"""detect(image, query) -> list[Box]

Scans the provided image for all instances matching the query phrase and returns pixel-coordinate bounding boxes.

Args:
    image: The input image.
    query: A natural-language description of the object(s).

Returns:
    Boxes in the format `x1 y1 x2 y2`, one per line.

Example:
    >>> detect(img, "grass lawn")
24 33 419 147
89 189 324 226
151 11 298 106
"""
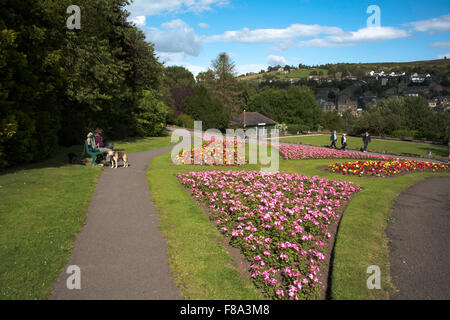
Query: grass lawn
0 135 175 300
112 135 174 154
279 134 449 160
148 143 450 300
148 153 265 300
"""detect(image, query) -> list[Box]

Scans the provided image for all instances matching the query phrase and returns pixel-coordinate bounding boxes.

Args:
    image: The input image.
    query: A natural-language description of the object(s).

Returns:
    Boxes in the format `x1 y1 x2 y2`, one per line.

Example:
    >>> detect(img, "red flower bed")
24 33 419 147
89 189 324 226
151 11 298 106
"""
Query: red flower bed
329 159 450 177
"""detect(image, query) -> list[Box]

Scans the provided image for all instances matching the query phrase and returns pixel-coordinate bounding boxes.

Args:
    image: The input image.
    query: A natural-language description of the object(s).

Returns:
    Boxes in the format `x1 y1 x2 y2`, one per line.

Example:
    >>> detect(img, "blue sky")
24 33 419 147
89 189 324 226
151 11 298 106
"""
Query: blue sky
126 0 450 75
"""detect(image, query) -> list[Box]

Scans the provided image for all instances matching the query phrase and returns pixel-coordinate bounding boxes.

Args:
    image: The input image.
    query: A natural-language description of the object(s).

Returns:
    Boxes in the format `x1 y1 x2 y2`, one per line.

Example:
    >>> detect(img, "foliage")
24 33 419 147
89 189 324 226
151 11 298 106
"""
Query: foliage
353 96 449 142
198 53 244 117
176 114 195 129
133 90 168 137
249 86 324 131
182 86 230 131
0 0 165 168
0 0 65 167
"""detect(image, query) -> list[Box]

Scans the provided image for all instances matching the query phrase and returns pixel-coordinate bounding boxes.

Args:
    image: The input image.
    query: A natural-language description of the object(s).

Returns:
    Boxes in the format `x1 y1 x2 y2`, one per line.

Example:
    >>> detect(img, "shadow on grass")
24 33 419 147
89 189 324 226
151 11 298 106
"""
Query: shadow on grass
1 131 174 176
417 146 448 158
0 144 88 177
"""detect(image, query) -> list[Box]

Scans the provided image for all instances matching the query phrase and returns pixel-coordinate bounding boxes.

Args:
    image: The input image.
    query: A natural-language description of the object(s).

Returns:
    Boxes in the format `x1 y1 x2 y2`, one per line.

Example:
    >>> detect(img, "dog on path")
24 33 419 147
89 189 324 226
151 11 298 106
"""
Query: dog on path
107 151 129 168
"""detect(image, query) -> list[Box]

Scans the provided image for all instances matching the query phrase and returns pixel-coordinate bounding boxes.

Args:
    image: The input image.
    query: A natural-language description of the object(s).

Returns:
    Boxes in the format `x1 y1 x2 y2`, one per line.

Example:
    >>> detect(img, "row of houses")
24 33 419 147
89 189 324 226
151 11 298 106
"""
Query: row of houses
316 82 450 114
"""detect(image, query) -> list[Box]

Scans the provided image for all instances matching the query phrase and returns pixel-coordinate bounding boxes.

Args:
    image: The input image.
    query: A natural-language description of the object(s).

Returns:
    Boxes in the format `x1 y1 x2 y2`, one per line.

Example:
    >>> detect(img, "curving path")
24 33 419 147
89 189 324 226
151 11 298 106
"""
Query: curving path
51 146 181 300
387 177 450 300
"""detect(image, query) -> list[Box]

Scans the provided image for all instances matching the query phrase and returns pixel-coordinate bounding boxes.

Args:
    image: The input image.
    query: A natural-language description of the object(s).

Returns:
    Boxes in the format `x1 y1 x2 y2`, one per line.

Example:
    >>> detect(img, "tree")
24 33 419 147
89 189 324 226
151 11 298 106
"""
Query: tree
163 66 195 89
248 86 323 131
182 86 229 131
0 0 67 166
323 111 344 132
211 52 237 80
209 52 243 116
161 66 195 112
133 90 168 137
0 0 167 168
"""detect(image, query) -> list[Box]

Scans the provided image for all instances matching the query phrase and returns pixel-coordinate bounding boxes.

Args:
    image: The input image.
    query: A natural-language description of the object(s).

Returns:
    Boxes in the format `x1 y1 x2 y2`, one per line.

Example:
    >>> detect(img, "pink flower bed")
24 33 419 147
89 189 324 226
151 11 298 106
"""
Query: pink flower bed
277 144 391 161
178 170 361 300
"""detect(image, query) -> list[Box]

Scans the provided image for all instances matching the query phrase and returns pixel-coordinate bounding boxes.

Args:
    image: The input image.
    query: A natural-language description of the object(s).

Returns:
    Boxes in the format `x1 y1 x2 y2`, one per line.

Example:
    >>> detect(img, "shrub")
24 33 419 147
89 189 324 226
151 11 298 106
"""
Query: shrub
287 124 308 135
176 114 195 129
134 90 169 137
390 130 421 139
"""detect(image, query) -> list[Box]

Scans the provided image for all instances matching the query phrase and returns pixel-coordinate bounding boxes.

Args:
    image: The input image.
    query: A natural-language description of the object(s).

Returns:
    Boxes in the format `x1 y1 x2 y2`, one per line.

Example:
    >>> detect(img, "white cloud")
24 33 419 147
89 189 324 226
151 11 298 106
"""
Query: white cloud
409 14 450 33
145 19 203 57
131 15 146 26
236 64 268 75
437 53 450 59
198 22 209 29
432 41 450 48
267 55 288 66
127 0 229 16
205 23 409 50
206 24 343 45
299 26 410 47
167 61 208 77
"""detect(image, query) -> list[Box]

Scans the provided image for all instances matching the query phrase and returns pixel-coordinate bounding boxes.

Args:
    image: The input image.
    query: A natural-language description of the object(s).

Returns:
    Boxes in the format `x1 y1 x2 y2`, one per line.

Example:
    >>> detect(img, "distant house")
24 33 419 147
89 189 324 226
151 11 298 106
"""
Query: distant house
410 73 426 84
318 98 337 112
337 94 358 114
231 111 278 136
428 98 438 108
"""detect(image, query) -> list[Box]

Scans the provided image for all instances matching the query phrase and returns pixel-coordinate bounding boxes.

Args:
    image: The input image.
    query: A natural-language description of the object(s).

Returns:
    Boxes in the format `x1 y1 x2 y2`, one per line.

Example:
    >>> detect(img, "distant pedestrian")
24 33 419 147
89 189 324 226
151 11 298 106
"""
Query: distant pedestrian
362 132 371 152
341 133 347 151
428 151 432 159
330 130 337 149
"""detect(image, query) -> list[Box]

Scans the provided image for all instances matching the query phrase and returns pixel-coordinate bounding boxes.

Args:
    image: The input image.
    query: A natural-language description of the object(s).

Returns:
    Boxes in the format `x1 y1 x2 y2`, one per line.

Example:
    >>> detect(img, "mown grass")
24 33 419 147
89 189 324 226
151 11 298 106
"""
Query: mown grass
0 146 103 300
148 151 266 300
277 159 449 299
112 134 174 154
279 134 449 159
148 143 450 300
0 136 175 300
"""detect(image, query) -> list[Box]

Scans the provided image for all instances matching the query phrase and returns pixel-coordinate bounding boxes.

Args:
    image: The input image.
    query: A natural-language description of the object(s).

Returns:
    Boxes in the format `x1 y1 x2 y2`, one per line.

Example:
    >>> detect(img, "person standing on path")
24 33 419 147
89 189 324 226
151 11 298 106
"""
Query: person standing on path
341 133 347 151
362 132 371 152
330 130 338 149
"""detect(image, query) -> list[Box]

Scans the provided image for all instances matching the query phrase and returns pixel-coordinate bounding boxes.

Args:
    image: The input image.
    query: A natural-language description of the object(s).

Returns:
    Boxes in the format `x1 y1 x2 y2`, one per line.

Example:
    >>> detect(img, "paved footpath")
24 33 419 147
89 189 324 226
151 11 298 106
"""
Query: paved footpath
51 146 182 300
387 177 450 300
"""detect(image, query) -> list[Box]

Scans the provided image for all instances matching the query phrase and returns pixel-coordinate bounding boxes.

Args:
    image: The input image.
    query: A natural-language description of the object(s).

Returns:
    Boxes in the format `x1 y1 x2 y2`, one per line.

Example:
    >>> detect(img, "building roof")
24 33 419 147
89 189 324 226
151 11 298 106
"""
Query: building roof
231 112 278 127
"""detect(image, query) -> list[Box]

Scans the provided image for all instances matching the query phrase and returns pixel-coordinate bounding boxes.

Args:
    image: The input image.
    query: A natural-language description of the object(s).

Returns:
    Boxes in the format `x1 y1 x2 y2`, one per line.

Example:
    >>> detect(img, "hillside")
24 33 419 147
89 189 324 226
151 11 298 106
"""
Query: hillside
237 59 450 82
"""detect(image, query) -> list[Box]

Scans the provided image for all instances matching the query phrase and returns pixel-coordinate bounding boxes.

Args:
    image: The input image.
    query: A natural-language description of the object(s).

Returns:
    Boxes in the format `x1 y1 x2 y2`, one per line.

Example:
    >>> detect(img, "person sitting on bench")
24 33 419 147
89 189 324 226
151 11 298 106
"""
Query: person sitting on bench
93 128 113 164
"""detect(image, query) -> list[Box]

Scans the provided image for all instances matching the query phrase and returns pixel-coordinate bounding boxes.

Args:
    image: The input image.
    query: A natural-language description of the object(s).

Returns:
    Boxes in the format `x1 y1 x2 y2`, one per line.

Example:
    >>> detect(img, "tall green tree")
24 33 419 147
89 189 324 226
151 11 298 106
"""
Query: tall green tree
209 52 243 117
0 0 67 166
182 86 229 131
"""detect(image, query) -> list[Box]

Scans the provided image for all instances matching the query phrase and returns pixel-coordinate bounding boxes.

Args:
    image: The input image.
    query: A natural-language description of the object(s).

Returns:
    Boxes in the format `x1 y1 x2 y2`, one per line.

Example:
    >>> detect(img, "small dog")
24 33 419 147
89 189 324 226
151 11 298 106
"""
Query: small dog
107 150 129 168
